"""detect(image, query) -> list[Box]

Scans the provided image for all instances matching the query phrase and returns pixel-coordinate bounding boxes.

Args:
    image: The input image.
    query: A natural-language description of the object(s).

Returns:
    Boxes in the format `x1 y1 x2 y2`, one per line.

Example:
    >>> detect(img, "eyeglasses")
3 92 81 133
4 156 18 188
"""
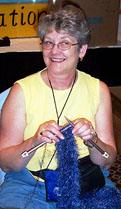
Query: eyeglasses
41 41 79 51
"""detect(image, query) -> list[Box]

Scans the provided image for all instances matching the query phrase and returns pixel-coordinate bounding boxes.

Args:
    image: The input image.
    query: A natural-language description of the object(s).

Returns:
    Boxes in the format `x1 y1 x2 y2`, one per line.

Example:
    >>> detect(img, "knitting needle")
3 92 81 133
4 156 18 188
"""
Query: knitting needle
64 116 109 159
21 124 71 158
21 142 46 158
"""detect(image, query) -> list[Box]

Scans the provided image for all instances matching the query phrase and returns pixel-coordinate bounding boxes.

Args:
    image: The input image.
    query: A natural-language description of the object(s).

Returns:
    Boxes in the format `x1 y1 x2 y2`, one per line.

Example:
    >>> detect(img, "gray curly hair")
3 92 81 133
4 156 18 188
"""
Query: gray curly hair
38 4 90 47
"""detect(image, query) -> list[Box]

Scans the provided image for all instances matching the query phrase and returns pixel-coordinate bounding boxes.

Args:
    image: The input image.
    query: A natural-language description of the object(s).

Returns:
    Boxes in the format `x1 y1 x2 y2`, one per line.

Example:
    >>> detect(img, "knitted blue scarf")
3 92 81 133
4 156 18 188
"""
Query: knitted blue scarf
56 124 121 209
56 124 80 209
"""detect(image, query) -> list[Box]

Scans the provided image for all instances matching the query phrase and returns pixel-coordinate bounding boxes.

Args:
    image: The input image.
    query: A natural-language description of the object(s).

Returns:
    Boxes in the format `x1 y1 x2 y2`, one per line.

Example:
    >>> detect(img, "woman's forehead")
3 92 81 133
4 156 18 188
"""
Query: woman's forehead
44 29 76 41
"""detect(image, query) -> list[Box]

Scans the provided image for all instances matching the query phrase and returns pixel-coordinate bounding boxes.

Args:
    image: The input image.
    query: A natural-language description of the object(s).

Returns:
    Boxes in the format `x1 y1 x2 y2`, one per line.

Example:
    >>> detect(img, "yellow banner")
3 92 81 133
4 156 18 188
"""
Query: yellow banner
0 3 48 38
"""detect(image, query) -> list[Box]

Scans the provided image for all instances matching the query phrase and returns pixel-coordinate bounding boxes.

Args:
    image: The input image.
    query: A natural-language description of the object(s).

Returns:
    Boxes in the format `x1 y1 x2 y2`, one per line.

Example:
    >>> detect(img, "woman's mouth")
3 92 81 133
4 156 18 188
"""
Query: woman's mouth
50 57 66 62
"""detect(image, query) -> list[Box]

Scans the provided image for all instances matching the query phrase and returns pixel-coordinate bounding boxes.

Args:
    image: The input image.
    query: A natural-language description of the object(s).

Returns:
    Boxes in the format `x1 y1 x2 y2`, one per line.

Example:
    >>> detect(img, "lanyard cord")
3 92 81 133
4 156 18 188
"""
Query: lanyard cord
46 72 76 169
48 73 76 125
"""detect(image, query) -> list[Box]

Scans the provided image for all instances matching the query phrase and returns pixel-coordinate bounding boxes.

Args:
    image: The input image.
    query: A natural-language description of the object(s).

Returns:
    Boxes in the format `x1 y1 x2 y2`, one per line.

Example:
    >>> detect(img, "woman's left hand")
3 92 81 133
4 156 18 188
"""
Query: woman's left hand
72 118 96 142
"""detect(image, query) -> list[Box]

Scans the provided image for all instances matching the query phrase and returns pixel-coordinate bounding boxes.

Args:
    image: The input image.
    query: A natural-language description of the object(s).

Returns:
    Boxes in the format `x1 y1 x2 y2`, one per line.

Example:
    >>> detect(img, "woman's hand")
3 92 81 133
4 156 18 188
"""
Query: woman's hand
33 120 64 145
72 118 96 142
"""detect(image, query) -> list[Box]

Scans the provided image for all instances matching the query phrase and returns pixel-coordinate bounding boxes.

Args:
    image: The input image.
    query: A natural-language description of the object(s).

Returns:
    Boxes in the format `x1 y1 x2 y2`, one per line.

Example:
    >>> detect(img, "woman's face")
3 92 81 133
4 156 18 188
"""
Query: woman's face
42 30 82 76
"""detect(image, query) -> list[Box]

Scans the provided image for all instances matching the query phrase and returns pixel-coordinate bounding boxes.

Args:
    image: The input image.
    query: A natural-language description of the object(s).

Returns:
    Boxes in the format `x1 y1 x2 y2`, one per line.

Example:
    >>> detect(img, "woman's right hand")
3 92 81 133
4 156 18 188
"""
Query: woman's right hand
33 120 64 146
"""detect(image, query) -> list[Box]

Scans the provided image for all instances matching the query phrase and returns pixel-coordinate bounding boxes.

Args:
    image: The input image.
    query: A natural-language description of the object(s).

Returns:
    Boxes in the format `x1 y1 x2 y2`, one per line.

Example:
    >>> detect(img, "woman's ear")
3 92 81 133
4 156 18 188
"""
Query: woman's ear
79 44 88 61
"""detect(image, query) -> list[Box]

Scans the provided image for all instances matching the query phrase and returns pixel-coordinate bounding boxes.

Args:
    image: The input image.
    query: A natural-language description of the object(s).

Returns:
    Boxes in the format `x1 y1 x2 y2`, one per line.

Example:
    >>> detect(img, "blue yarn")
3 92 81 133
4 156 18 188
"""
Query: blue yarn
56 124 81 209
56 124 121 209
79 187 121 209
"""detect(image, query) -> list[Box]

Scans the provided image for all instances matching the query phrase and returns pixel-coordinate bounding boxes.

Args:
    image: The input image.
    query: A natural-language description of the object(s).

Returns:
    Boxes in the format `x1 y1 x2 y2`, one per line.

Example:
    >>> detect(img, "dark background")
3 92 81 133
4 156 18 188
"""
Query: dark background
0 47 121 93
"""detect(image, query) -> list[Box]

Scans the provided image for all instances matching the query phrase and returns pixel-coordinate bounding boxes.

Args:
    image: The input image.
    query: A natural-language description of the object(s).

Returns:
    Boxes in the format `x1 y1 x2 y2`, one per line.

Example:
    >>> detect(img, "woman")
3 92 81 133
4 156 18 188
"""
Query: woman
0 3 119 209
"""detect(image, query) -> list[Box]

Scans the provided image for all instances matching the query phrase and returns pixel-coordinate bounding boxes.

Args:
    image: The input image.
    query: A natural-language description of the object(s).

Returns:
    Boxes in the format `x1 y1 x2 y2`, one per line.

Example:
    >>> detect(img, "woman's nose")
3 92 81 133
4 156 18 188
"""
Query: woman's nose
51 43 60 52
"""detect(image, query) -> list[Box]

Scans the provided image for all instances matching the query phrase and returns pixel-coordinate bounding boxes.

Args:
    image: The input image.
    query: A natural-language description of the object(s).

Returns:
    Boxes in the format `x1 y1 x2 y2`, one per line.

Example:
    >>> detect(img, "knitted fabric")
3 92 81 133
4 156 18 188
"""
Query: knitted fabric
56 124 80 209
80 187 121 209
56 124 121 209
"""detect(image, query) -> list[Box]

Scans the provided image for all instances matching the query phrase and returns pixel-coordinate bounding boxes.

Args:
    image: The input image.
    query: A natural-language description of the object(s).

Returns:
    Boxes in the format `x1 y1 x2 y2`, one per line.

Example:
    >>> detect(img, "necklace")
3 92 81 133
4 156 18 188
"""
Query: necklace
48 73 76 125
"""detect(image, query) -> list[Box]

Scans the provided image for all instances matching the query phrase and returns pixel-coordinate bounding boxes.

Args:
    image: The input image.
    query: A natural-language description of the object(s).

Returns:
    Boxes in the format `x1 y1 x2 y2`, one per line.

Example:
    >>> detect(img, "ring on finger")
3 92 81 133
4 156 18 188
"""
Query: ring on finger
91 129 97 137
90 126 95 135
90 130 95 135
90 127 98 143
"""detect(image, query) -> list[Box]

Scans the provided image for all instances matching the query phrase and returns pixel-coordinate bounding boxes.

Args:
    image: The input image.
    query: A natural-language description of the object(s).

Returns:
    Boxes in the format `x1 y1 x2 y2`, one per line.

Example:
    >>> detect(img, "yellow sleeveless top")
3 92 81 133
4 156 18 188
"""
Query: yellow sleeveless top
16 69 100 171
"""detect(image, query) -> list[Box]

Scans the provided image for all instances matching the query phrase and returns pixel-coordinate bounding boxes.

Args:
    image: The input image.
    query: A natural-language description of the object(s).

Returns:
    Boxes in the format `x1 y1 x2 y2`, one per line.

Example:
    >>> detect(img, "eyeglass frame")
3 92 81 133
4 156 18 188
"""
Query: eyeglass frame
40 40 79 51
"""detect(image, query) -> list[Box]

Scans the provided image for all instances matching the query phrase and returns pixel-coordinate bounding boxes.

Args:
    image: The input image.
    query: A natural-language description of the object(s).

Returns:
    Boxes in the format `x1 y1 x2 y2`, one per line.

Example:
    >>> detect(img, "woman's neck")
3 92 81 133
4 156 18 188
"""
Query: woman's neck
43 69 77 90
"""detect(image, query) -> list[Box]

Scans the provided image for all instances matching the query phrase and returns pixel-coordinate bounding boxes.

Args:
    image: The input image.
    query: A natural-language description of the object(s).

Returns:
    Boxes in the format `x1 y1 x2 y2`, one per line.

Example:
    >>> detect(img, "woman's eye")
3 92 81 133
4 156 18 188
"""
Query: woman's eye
44 41 53 45
61 42 70 46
